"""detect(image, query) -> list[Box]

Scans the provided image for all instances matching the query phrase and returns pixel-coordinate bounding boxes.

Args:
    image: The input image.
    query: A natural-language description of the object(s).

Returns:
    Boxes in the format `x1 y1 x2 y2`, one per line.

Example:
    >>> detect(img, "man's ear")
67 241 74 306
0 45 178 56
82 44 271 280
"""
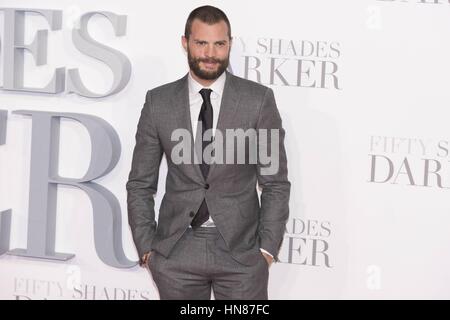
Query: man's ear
181 35 188 52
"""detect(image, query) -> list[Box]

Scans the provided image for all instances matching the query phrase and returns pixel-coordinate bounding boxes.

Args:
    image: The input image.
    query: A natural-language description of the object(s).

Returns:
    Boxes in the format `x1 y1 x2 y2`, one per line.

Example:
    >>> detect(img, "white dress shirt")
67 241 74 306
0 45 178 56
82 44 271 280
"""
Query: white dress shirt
187 71 273 259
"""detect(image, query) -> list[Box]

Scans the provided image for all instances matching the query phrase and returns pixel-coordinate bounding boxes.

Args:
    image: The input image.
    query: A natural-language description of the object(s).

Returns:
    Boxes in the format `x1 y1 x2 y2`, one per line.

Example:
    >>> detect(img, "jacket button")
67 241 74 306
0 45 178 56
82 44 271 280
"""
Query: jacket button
204 184 210 189
189 211 195 217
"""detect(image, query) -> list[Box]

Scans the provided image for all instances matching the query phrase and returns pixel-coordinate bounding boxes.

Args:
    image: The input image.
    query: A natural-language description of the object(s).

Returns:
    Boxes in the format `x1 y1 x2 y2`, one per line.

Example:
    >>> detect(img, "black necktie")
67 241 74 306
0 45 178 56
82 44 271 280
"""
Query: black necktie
191 88 213 228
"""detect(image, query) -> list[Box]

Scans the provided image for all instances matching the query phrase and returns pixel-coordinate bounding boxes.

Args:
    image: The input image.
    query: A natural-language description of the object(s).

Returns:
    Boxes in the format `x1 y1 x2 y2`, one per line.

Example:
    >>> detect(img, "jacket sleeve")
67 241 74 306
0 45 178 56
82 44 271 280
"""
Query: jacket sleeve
126 90 163 261
256 88 291 262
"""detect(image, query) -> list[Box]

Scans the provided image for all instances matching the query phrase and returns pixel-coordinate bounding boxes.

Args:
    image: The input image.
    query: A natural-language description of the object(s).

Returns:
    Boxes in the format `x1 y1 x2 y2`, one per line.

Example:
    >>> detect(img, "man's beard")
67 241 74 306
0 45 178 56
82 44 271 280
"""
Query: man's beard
187 48 230 81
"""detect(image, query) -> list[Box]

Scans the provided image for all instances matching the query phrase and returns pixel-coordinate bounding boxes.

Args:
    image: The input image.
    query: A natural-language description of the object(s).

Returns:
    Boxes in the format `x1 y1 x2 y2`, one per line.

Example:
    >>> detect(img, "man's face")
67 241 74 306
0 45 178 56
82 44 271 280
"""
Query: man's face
182 19 231 81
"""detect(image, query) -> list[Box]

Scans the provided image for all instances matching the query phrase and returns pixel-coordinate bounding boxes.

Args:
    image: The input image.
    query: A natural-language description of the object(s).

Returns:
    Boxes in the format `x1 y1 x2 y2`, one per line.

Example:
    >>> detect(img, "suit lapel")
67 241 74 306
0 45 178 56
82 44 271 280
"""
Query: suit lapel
172 73 205 184
207 71 240 181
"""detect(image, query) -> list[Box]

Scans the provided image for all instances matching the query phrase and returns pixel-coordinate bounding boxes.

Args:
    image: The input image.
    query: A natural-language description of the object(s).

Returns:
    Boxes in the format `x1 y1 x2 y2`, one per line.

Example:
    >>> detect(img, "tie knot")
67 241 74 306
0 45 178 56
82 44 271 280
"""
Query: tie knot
199 88 212 102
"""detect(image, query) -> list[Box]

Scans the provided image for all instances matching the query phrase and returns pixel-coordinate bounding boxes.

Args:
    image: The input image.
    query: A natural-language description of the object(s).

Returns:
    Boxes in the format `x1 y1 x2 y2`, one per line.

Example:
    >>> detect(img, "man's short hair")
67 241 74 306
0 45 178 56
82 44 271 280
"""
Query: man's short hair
184 5 232 40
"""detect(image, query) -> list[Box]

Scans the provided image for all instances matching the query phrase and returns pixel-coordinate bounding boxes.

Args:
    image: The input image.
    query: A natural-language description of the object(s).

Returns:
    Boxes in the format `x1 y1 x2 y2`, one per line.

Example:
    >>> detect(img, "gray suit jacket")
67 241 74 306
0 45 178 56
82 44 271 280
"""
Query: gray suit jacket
126 71 290 266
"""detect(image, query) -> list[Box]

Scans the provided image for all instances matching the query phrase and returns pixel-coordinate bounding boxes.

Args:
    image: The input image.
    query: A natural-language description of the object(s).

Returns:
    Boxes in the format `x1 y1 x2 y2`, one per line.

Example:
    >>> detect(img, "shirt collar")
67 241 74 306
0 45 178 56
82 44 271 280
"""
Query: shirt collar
188 70 226 100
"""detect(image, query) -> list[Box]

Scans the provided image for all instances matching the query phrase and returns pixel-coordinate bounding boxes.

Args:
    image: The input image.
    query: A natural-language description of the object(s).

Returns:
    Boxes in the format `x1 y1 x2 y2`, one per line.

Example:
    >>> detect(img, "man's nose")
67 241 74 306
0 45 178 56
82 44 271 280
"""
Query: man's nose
204 44 216 58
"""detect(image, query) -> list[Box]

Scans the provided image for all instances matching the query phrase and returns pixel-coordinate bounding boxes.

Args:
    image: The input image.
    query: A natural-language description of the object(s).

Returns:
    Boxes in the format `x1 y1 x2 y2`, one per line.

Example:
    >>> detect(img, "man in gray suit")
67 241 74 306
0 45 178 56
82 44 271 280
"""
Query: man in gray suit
126 5 290 300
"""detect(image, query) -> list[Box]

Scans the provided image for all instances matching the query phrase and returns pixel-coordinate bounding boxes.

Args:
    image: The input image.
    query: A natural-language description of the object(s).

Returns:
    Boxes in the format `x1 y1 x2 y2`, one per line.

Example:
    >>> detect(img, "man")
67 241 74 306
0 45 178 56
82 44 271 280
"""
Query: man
126 5 290 300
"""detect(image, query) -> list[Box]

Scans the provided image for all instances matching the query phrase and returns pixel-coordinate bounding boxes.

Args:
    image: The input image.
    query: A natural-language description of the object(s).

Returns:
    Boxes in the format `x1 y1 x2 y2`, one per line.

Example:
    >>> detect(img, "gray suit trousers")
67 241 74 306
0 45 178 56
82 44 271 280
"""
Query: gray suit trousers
147 227 269 300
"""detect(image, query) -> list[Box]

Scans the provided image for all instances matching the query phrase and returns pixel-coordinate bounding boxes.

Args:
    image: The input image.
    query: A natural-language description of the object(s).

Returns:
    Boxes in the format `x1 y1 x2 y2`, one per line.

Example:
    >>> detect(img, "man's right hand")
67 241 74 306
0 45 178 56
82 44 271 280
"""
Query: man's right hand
140 251 153 267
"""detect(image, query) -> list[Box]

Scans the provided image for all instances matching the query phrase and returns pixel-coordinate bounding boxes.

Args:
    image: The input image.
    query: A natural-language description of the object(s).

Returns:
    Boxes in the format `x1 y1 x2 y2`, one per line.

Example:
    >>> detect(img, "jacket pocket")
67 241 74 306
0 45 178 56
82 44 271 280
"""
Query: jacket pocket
237 198 259 219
